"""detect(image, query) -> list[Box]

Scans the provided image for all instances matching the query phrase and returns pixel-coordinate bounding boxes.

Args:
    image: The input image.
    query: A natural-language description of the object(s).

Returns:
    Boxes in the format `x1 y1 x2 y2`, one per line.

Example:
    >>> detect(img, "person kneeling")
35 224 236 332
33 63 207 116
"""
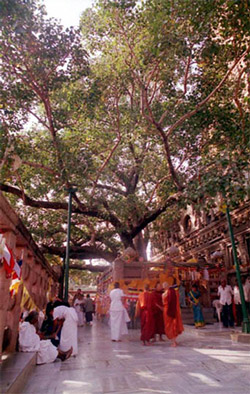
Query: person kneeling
19 311 72 364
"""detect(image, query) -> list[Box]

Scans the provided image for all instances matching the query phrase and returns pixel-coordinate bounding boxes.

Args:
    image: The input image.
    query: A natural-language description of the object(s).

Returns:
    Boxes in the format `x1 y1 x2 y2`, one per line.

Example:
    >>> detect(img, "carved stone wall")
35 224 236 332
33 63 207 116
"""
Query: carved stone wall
155 201 250 276
0 192 58 358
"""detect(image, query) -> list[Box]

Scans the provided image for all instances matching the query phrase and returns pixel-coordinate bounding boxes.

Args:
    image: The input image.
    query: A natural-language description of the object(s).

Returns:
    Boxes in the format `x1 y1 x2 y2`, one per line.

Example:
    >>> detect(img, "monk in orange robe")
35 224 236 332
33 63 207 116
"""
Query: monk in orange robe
151 282 165 341
136 284 155 345
162 282 184 347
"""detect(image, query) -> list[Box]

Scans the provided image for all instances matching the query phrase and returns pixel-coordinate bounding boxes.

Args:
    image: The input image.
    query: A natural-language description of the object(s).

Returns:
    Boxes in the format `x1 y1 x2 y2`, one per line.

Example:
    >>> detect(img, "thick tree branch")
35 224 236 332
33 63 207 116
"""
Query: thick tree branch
0 183 133 245
41 244 116 262
131 192 181 238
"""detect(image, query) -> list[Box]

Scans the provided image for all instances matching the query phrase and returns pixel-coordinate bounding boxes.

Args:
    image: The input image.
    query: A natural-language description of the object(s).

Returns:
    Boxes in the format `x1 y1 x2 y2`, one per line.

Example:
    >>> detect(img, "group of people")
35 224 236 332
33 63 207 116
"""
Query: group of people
109 281 184 347
215 276 250 328
73 289 94 326
18 276 250 365
19 299 78 364
188 276 250 329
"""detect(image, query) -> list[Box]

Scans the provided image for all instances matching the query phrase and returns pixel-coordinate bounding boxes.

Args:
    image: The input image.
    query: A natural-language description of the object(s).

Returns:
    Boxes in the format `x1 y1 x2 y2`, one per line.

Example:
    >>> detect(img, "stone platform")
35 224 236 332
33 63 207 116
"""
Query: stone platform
20 320 250 394
0 352 36 393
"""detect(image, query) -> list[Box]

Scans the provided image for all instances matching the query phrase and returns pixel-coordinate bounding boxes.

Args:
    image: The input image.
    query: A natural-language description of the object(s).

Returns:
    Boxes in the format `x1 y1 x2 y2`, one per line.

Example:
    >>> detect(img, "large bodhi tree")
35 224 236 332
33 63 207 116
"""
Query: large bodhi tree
0 0 249 264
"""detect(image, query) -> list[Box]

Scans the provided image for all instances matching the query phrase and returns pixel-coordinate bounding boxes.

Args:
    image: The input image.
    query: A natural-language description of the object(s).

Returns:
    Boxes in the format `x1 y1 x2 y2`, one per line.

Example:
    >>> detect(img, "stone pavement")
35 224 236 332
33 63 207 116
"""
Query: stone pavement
21 321 250 394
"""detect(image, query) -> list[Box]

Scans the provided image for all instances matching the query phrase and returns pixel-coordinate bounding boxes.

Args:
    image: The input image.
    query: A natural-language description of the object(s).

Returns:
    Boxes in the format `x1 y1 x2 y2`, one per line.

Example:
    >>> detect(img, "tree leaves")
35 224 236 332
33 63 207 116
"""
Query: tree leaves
0 0 249 262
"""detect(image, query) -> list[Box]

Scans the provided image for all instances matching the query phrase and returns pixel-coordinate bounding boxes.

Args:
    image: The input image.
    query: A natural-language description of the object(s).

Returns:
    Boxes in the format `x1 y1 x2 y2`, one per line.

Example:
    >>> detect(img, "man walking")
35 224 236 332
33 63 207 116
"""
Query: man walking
85 294 94 325
218 279 234 328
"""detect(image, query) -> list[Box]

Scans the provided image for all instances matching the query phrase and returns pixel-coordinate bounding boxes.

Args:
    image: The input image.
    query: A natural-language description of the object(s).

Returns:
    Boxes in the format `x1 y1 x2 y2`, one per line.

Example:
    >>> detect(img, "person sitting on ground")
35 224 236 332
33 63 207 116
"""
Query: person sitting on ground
53 304 78 356
19 311 72 364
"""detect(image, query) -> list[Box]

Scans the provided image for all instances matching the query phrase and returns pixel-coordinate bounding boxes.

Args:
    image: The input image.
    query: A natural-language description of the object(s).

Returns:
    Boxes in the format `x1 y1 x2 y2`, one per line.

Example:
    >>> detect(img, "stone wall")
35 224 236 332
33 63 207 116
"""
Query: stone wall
0 192 58 358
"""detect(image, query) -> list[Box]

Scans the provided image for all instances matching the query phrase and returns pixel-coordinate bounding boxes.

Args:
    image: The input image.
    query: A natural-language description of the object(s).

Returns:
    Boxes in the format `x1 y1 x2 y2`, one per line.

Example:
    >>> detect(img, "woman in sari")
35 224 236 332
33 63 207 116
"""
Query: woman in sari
162 281 184 347
188 283 205 328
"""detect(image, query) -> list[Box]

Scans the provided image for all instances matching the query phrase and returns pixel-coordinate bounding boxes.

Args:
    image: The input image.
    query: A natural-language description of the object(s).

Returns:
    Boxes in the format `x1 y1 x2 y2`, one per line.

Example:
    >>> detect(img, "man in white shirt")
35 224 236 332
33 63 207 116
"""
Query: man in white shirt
218 279 234 328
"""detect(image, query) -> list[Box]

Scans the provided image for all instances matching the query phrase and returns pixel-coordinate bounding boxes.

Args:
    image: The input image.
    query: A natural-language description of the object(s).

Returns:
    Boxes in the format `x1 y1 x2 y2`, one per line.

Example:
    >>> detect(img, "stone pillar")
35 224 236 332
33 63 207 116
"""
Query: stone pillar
0 231 16 359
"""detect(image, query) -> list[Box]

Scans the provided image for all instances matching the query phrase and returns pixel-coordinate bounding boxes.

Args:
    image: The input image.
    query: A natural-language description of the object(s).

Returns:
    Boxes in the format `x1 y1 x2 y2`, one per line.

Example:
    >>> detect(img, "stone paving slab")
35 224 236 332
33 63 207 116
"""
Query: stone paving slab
21 321 250 394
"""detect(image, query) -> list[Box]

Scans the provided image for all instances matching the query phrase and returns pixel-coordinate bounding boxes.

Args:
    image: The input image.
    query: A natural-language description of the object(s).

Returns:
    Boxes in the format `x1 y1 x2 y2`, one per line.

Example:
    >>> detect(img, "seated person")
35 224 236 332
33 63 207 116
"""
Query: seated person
40 302 62 347
19 311 72 364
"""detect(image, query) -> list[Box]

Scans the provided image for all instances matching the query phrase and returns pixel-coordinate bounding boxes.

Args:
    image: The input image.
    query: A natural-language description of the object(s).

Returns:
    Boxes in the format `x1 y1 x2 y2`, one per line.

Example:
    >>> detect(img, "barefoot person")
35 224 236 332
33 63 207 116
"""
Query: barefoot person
19 311 72 364
188 283 205 328
136 284 155 346
162 281 184 347
151 282 165 342
109 282 130 342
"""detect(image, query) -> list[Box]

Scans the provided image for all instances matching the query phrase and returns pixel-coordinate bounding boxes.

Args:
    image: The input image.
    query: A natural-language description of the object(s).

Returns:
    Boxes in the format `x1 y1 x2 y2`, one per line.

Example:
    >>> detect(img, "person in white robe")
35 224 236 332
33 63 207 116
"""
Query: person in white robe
19 311 72 364
53 305 78 356
109 282 130 342
73 295 85 326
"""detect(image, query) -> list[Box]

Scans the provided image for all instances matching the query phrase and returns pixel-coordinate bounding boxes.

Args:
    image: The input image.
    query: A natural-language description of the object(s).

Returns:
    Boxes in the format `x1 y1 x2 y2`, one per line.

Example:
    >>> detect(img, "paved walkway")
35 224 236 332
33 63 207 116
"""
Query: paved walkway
22 321 250 394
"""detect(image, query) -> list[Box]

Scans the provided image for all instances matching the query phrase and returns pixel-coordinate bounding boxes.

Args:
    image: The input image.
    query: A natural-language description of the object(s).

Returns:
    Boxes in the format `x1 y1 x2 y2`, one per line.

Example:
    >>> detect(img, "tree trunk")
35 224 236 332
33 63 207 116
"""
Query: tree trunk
134 232 148 261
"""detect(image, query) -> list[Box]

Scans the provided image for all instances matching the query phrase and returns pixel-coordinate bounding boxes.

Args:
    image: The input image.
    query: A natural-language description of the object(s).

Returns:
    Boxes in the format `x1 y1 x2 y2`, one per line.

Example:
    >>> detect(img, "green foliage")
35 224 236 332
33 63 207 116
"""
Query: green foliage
0 0 249 261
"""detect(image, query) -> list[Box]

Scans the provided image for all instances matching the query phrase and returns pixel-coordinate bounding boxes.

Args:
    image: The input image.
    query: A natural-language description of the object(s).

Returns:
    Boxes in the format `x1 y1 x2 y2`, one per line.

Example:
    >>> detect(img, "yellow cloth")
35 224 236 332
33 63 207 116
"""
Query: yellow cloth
20 285 37 311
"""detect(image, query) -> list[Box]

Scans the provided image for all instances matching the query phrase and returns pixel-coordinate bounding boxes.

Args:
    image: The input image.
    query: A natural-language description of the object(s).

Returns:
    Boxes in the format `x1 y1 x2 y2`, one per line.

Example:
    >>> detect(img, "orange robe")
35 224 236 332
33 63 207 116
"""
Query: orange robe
162 288 184 340
151 290 165 336
136 291 155 342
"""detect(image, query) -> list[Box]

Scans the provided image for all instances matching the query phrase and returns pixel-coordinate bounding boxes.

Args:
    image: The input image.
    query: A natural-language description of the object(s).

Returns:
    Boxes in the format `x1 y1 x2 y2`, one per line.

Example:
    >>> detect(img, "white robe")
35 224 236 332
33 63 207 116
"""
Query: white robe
74 299 85 326
53 306 78 356
109 289 130 341
19 322 58 364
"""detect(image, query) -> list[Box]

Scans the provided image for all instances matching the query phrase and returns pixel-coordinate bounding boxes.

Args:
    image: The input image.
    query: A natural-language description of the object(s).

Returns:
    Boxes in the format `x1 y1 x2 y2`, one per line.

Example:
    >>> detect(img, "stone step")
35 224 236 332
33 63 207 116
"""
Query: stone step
181 307 216 325
0 352 36 394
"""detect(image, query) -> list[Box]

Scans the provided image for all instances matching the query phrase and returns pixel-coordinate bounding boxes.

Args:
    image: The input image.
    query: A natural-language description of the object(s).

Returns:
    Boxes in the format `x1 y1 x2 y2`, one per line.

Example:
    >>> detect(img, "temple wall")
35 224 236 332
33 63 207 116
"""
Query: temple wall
0 192 58 358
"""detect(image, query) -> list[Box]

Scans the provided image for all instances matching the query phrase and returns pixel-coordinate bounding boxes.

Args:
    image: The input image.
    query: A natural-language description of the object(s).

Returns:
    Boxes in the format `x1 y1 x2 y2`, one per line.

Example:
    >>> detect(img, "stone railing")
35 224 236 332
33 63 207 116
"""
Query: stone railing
0 192 58 359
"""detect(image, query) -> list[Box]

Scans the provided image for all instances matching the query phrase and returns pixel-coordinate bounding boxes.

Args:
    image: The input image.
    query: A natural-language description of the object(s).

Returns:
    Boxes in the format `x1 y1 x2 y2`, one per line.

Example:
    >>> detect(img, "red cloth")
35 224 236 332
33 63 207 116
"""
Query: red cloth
3 246 15 277
167 287 177 318
163 289 184 340
137 292 155 342
151 290 165 335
